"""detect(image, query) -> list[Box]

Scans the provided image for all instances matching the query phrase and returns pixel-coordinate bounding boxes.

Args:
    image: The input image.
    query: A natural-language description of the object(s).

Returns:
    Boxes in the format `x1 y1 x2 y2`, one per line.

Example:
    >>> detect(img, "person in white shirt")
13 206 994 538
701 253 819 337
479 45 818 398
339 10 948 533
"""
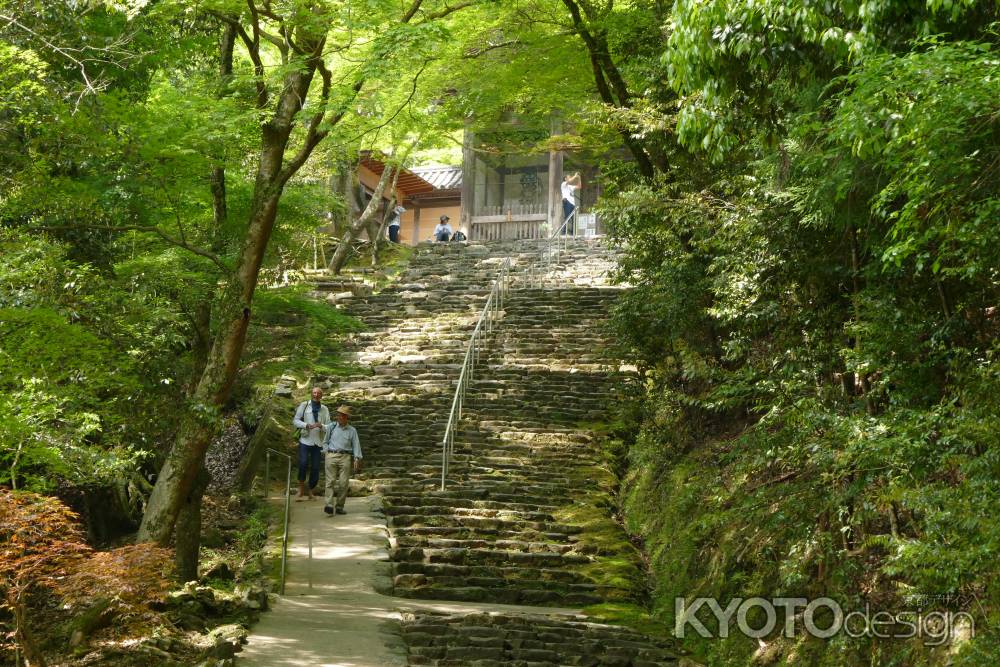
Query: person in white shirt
292 387 330 501
323 405 363 515
388 204 405 243
433 215 453 242
560 172 582 235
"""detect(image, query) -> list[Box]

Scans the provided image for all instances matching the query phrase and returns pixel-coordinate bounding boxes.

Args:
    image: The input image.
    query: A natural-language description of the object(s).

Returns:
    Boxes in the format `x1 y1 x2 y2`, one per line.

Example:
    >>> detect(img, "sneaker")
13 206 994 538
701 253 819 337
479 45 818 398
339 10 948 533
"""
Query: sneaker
335 507 347 515
323 505 334 515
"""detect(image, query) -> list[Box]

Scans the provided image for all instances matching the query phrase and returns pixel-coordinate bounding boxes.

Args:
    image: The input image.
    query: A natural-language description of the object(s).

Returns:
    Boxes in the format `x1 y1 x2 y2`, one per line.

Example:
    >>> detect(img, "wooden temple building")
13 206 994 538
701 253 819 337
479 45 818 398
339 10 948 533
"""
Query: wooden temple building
356 122 601 245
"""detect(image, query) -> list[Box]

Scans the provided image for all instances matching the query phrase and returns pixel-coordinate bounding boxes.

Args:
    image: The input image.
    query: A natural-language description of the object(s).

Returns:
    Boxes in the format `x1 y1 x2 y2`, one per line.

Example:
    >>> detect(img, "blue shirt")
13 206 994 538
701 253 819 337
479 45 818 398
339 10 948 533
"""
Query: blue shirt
325 424 362 458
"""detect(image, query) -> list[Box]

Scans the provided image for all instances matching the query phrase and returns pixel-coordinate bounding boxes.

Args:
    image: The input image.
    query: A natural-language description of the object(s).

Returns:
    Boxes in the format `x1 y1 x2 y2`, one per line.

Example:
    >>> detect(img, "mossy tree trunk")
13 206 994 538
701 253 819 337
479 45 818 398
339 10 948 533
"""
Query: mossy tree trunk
137 17 348 545
174 466 210 582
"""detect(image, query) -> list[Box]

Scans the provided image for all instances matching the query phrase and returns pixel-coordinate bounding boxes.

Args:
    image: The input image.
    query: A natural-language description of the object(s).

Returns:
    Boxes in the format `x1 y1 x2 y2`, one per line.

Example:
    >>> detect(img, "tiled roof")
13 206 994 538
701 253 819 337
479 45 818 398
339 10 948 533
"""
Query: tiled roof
360 154 435 195
411 165 462 190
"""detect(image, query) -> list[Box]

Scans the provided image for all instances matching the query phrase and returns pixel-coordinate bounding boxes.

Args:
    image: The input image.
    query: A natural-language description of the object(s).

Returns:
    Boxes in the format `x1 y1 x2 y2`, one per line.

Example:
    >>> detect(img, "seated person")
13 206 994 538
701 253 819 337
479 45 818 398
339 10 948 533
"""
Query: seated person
451 230 467 242
433 215 453 242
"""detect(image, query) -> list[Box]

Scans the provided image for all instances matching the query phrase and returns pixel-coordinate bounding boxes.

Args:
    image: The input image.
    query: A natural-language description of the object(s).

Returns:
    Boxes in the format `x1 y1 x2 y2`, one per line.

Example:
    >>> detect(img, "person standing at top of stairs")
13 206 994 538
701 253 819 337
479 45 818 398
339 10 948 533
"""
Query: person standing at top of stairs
561 172 582 235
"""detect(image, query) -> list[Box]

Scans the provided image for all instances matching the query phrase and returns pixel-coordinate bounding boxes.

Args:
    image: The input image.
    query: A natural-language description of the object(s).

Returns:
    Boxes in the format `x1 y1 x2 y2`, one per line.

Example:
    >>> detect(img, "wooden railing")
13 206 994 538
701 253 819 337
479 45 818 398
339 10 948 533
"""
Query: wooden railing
473 202 546 217
470 217 546 241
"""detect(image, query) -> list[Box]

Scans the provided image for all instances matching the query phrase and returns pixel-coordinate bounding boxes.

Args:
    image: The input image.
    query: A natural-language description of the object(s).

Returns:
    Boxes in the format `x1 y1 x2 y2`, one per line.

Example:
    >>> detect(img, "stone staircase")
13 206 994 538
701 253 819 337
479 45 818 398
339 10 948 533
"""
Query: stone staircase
318 239 676 666
401 611 679 666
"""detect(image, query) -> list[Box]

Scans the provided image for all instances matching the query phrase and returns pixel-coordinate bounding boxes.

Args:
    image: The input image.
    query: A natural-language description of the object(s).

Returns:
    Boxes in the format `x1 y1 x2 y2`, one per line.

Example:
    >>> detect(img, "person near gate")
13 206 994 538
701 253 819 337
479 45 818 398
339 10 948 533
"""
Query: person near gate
292 386 330 501
323 405 363 515
561 172 582 235
388 204 405 243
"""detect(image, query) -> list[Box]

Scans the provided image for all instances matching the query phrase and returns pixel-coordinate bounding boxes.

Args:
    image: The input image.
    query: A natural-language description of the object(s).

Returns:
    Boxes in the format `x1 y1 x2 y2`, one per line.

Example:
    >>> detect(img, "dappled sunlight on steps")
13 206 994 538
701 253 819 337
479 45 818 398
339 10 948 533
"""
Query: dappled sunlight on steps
315 239 677 665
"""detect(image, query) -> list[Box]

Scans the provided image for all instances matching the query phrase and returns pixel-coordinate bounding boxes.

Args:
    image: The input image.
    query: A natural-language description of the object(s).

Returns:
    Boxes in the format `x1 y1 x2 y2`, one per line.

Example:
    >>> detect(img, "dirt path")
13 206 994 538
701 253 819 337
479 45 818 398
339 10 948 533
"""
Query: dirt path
238 494 581 667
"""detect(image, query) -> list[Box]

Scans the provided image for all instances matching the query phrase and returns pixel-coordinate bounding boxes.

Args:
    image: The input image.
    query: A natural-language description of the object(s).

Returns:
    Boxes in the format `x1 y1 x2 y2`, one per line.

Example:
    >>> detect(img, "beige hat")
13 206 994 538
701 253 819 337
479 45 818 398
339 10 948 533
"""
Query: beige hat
336 405 352 417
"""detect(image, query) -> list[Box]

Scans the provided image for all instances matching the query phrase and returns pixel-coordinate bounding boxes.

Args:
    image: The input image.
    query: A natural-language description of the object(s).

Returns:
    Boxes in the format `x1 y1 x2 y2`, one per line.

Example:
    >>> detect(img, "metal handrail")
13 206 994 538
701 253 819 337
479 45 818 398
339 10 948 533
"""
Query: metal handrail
440 257 512 490
263 447 293 595
534 209 577 288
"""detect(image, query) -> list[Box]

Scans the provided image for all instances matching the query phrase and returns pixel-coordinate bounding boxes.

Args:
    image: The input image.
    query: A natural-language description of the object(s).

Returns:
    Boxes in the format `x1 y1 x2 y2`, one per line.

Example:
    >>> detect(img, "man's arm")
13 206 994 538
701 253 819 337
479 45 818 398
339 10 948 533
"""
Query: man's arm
352 429 363 472
568 172 582 187
292 402 308 430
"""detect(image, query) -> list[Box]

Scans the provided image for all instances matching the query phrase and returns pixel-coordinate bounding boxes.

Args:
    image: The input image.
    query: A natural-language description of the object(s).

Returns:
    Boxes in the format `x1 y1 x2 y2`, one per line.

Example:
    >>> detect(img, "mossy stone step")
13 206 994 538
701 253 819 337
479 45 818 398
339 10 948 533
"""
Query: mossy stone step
400 611 678 667
318 239 641 612
382 495 565 513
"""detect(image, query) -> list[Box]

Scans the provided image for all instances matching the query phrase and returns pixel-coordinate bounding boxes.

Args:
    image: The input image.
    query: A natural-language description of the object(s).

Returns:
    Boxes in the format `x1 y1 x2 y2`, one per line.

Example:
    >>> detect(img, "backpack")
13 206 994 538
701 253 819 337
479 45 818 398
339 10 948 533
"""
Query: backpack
294 400 317 440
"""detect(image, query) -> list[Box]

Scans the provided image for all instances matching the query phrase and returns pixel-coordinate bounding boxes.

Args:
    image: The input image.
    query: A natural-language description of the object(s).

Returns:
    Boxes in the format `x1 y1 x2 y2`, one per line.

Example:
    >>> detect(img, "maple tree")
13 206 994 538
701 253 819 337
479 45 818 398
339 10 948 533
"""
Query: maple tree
0 490 172 666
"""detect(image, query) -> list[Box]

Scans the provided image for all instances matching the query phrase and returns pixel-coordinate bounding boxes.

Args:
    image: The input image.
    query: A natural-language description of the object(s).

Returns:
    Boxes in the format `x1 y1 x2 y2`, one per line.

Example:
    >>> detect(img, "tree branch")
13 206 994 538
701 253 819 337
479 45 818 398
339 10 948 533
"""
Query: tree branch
259 26 289 57
401 0 425 23
0 12 105 109
417 0 476 22
463 39 520 58
277 72 361 186
234 2 269 108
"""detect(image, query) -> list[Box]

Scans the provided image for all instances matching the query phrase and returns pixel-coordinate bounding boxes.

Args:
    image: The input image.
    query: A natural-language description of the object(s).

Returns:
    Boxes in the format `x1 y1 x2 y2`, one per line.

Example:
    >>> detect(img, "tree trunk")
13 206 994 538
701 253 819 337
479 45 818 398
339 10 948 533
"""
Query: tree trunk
188 19 234 394
328 165 395 274
188 300 212 394
175 466 210 582
560 0 660 178
15 598 45 667
371 168 402 265
233 401 277 493
371 202 393 266
138 38 325 545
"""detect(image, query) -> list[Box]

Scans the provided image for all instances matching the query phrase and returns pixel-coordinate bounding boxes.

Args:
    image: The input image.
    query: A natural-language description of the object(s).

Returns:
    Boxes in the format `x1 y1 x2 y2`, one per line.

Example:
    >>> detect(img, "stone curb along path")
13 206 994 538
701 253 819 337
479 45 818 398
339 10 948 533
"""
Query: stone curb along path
240 240 681 666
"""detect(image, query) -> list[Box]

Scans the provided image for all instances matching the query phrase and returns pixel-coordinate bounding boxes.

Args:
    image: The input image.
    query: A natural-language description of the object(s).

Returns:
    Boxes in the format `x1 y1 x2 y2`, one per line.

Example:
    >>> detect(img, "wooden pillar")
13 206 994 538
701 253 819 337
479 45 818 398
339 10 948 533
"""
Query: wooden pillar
412 207 421 245
548 115 563 234
499 166 506 215
461 118 475 232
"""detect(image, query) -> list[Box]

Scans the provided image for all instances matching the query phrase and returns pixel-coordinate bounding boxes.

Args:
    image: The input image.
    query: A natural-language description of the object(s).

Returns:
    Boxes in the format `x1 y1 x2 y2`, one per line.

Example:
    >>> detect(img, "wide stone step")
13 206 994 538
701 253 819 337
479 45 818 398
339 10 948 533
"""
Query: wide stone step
390 546 590 568
393 536 577 554
382 494 563 513
400 611 679 666
394 582 604 607
384 502 558 522
392 525 578 541
394 561 590 584
387 514 580 536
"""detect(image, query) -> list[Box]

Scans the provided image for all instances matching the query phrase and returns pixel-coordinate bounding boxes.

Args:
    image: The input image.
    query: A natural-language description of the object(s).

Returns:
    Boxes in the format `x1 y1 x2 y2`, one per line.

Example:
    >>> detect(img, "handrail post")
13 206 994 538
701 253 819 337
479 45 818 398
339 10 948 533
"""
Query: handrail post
264 450 270 499
280 454 291 595
262 447 293 595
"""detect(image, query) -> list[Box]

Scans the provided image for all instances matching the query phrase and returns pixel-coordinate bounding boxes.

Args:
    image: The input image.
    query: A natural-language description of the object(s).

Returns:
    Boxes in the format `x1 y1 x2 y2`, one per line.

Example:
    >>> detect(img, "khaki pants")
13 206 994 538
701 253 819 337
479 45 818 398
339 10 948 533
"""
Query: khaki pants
324 451 352 510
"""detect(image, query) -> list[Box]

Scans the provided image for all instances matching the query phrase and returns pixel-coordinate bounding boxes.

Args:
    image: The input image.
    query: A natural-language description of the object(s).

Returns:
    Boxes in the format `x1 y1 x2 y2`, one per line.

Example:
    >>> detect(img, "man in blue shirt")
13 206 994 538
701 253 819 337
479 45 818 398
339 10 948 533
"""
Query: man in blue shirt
323 405 363 515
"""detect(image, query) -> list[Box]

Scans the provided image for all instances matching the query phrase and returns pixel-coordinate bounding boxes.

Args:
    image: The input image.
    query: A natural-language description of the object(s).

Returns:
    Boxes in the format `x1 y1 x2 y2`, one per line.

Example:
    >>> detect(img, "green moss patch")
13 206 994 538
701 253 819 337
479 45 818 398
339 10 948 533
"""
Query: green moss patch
581 602 671 638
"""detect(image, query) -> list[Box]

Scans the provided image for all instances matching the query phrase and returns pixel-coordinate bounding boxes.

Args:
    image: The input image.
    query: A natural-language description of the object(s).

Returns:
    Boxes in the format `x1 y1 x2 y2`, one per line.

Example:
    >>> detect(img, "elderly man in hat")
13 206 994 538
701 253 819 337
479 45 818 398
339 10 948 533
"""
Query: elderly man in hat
322 405 363 515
